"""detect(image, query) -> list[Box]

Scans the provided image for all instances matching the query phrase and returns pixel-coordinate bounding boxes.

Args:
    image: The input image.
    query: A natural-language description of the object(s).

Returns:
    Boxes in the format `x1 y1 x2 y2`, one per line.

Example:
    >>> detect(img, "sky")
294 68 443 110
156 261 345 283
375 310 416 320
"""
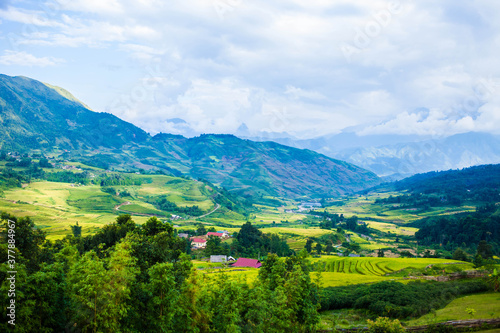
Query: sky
1 0 500 139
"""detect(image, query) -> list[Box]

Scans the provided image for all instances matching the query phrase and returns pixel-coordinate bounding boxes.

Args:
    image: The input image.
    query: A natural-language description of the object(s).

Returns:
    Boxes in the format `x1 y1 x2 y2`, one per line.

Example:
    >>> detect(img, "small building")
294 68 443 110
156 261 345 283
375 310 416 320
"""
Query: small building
210 255 227 263
191 238 207 249
206 232 224 238
210 255 237 263
231 258 262 268
178 233 189 238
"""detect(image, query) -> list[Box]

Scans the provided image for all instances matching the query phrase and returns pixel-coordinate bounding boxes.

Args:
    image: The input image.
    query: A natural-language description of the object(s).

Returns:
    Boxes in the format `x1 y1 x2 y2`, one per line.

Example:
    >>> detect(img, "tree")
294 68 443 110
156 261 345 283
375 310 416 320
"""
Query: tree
205 235 227 256
196 224 207 236
325 243 333 255
315 243 322 255
476 240 493 260
145 263 180 331
378 249 385 257
1 216 46 272
345 216 358 231
305 238 314 253
71 222 82 238
473 253 484 268
399 250 413 258
453 248 468 262
253 253 320 332
68 240 137 332
142 216 171 237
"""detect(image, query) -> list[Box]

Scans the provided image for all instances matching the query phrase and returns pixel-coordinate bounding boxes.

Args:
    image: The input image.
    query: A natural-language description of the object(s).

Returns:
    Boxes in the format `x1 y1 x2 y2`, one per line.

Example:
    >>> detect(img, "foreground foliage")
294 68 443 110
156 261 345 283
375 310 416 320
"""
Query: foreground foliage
321 280 489 320
0 214 320 332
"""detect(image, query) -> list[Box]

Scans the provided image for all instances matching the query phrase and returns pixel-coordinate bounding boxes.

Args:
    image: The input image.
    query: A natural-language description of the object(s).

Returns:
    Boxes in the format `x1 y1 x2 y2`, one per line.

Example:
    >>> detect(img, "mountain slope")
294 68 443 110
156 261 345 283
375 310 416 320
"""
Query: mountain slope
0 74 149 151
0 74 381 198
150 134 380 198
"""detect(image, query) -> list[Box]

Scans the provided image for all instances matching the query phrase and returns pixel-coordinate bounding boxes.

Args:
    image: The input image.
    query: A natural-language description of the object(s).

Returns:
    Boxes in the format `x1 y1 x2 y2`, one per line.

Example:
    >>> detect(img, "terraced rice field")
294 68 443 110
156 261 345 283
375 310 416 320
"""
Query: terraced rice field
315 257 466 276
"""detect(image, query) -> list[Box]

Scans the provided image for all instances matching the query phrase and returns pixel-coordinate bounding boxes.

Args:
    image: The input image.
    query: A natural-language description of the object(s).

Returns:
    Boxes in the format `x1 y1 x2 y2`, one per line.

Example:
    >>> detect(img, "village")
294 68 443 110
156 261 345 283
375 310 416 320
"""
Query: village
178 230 263 268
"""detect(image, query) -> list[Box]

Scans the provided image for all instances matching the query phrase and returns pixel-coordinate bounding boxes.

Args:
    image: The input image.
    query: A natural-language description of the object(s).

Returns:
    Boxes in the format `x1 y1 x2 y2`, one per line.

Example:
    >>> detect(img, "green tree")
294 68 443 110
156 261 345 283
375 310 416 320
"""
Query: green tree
145 262 180 331
71 222 82 238
198 273 247 333
196 224 207 236
476 240 493 260
1 216 46 272
68 250 109 331
325 243 333 255
345 215 358 231
378 249 385 257
473 253 483 268
315 243 322 255
305 238 314 253
254 252 320 332
452 248 468 261
142 216 171 236
205 235 226 256
68 239 137 332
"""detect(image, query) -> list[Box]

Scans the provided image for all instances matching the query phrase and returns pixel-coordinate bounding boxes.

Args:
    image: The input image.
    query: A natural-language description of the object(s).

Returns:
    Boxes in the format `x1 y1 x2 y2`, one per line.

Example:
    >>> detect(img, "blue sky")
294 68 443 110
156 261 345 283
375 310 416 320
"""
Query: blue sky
1 0 499 138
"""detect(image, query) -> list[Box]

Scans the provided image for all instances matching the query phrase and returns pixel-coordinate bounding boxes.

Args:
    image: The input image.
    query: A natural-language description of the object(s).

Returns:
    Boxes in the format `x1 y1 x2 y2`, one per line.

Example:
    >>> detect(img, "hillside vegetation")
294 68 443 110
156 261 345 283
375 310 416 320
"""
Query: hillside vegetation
0 74 381 199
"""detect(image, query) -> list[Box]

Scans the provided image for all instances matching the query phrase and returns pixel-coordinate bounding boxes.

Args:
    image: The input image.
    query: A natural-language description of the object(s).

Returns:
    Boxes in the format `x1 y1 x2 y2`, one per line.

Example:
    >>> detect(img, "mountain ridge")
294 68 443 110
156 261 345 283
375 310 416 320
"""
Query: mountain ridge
0 74 381 199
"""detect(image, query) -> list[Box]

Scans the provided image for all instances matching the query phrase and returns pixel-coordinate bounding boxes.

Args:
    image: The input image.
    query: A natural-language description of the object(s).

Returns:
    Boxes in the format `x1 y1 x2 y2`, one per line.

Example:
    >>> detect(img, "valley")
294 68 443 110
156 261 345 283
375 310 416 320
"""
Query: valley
0 74 498 332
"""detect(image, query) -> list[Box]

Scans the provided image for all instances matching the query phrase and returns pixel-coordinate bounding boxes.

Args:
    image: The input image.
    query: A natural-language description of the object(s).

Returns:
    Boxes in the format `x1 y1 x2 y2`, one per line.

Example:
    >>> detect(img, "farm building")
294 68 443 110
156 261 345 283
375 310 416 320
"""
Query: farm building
191 238 207 249
210 255 236 263
231 258 261 268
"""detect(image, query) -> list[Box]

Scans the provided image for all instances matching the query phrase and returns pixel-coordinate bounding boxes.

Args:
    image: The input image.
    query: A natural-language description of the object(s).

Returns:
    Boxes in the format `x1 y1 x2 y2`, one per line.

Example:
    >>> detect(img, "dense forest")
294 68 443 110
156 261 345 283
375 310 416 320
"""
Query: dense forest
0 214 320 332
411 205 500 255
376 164 500 208
321 280 489 319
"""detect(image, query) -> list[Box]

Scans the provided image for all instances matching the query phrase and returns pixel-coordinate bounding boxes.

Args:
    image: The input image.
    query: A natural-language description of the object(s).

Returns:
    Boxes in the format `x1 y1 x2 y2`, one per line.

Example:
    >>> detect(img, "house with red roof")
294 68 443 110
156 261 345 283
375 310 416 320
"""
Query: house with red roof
231 258 262 268
206 232 225 238
191 238 207 249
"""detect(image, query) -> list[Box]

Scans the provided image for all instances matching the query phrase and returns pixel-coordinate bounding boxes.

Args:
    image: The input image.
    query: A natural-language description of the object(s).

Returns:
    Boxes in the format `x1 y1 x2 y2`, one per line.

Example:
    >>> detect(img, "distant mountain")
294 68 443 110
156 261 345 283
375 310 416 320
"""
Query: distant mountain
240 130 500 180
333 132 500 179
0 74 381 199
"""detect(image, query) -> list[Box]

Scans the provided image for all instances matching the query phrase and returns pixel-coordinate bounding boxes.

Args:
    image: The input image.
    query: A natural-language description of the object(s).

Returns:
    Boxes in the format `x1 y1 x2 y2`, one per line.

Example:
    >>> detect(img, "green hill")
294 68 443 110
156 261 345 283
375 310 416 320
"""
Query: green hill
0 74 381 198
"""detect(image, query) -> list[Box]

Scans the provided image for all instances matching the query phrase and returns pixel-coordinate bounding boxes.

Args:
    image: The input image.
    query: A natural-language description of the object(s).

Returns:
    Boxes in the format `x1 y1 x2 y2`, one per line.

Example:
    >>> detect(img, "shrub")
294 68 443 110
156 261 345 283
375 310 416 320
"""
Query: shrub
367 317 405 333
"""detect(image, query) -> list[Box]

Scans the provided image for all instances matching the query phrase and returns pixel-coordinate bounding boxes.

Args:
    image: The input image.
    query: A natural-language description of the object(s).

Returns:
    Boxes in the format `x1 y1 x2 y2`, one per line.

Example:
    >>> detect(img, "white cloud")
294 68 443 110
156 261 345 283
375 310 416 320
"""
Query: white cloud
57 0 124 15
2 0 500 138
0 6 64 27
0 50 64 67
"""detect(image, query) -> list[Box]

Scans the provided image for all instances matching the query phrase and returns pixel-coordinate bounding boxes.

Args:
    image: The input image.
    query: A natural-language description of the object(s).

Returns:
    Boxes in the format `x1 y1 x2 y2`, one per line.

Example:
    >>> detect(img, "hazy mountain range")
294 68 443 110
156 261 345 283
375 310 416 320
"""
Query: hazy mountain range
0 74 381 199
161 118 500 180
235 127 500 180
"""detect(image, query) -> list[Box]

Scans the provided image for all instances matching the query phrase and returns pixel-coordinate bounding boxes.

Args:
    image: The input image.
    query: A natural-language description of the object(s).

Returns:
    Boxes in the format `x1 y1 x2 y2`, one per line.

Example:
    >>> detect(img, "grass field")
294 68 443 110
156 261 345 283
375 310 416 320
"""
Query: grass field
0 176 218 239
406 293 500 326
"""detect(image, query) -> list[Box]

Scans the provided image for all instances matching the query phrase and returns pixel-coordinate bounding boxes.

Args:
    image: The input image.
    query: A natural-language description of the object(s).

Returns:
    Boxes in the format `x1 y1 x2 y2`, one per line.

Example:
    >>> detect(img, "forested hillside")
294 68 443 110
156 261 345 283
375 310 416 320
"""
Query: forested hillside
0 74 381 199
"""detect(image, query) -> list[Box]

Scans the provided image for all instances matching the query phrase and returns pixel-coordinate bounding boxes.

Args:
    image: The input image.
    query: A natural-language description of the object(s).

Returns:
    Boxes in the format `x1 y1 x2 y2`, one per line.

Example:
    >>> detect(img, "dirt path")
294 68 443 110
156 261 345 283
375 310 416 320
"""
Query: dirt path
197 204 220 218
114 201 131 211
